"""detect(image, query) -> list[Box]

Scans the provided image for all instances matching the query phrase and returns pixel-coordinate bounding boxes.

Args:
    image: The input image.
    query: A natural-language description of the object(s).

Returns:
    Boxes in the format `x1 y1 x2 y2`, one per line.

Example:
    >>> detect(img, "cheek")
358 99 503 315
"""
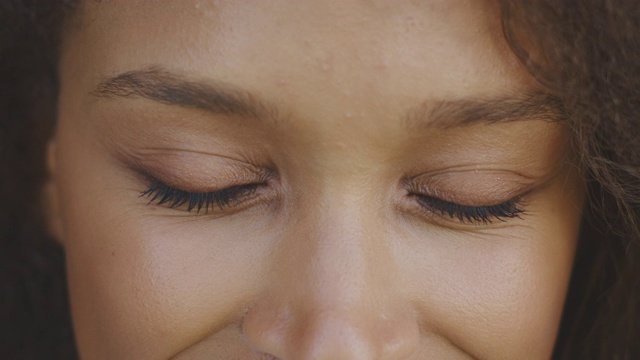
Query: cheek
55 131 274 358
402 177 581 359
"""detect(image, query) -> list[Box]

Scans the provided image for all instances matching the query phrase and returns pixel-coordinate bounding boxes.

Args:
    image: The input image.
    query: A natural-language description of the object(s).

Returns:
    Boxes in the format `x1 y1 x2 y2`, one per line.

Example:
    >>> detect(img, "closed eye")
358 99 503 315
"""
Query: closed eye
140 178 264 214
412 194 525 225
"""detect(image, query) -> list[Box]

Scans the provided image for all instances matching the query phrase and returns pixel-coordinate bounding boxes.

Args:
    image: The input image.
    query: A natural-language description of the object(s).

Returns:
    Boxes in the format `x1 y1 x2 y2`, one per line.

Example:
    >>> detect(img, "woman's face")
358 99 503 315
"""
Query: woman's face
49 1 584 359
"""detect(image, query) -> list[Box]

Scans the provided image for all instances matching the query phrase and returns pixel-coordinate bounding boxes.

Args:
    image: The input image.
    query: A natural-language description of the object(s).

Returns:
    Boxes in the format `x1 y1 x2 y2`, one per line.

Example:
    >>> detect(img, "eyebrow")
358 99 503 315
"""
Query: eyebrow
92 67 275 120
406 91 564 129
91 67 564 129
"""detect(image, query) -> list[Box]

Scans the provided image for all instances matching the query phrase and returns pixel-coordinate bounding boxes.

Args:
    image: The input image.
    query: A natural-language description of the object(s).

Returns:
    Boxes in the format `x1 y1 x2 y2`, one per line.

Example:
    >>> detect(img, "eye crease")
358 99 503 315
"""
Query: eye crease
403 174 530 225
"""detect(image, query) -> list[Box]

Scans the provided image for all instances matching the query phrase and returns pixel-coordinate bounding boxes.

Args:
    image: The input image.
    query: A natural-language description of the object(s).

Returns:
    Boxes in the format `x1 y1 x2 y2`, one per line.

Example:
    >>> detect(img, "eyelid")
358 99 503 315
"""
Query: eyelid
413 194 525 225
135 162 273 196
113 145 273 192
404 172 532 207
130 151 278 215
402 177 528 225
140 177 265 214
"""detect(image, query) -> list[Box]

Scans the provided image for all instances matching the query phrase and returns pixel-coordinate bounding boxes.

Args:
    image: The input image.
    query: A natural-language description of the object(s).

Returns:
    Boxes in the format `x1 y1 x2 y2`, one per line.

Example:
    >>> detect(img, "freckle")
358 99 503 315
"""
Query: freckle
404 16 416 27
276 75 288 88
321 60 332 72
111 251 115 256
375 58 389 72
319 54 334 72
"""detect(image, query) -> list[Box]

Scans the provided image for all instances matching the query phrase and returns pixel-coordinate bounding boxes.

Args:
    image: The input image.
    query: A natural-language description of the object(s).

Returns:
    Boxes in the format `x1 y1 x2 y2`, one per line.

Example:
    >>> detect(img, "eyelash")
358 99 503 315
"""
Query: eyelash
412 194 525 224
141 178 525 224
140 178 262 214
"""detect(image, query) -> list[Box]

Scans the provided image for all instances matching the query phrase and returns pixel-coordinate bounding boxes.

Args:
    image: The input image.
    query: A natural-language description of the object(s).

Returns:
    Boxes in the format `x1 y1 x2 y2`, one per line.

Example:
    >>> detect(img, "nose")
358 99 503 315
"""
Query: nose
241 203 420 359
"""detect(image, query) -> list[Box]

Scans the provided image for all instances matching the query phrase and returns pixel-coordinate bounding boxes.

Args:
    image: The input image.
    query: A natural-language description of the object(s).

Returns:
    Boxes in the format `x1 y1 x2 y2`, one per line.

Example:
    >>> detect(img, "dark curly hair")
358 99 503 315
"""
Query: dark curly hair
1 1 638 359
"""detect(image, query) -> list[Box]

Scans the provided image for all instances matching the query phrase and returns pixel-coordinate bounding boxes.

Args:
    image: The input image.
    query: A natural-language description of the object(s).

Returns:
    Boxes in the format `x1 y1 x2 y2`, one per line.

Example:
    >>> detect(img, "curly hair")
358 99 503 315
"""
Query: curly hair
0 1 638 359
0 1 77 359
502 1 640 358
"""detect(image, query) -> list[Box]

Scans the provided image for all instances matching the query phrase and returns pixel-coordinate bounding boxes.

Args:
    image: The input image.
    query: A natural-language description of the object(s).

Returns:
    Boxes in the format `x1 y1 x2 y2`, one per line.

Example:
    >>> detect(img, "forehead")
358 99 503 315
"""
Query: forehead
63 0 534 109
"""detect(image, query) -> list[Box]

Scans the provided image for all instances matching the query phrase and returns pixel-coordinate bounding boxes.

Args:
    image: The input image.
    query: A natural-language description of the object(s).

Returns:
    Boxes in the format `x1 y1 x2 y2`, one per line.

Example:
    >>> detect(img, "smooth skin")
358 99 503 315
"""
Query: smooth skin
47 0 584 359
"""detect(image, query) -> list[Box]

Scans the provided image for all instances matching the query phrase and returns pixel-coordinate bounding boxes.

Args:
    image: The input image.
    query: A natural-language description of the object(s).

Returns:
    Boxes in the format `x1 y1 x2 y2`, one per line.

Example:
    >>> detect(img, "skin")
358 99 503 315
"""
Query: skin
47 0 585 359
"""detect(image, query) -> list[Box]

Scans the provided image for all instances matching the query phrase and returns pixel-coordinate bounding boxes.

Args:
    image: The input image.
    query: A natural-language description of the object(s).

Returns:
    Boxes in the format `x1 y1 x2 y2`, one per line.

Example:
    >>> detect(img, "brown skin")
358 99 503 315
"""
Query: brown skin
47 1 584 359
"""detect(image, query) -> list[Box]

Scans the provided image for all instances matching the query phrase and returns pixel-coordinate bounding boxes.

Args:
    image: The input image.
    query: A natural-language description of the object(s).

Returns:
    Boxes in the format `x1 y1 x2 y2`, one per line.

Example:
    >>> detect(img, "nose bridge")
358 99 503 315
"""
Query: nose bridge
269 186 388 319
242 186 419 359
303 194 380 306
